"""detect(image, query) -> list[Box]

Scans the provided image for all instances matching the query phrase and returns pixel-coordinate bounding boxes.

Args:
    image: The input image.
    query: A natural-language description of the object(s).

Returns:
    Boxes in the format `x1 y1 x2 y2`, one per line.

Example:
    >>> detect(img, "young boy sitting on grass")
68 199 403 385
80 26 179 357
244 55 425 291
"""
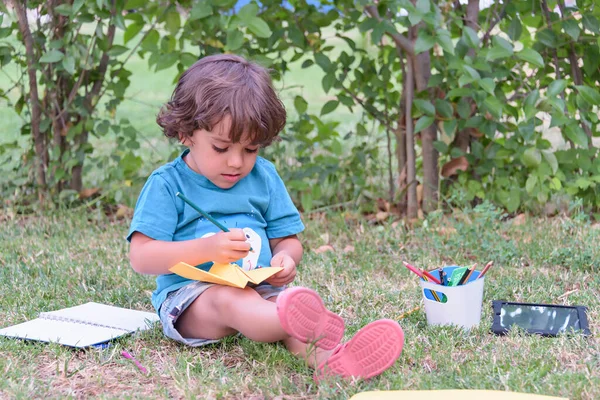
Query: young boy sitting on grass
127 54 404 380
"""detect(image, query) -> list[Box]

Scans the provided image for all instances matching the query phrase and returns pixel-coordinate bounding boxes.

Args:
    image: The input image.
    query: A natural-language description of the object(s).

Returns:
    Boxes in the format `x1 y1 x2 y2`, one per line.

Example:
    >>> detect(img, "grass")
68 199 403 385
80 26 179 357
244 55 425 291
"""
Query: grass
1 205 599 399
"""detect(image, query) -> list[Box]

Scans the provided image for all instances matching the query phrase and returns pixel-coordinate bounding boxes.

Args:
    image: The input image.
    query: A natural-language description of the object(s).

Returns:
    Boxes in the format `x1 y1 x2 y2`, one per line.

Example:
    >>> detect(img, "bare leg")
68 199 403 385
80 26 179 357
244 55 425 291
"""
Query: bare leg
175 285 332 367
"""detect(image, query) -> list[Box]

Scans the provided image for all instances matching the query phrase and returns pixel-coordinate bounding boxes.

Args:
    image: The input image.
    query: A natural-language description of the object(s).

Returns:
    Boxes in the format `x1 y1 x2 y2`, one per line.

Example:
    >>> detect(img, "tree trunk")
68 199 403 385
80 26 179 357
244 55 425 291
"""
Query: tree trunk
406 55 418 219
13 0 47 202
396 49 407 214
453 0 480 154
413 51 438 213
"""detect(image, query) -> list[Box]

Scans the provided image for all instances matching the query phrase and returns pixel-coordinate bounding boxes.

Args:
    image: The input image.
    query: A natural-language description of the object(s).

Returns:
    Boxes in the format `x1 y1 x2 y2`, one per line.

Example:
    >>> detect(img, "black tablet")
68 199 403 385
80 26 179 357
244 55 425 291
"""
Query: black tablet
491 300 591 337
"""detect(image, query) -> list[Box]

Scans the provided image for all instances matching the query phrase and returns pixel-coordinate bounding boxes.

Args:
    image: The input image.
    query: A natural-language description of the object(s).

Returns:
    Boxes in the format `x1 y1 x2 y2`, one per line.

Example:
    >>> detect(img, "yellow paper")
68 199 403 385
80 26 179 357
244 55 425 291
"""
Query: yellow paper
169 262 282 288
350 390 567 400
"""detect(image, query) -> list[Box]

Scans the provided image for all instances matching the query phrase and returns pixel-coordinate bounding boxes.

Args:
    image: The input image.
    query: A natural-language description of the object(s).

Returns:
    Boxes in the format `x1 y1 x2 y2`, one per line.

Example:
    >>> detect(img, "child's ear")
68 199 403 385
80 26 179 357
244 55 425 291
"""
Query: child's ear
179 133 191 146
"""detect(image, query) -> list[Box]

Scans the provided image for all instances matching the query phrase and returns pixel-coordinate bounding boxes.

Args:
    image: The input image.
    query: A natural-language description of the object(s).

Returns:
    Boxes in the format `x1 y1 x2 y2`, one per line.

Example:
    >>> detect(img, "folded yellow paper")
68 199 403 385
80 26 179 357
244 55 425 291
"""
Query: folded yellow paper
169 262 283 288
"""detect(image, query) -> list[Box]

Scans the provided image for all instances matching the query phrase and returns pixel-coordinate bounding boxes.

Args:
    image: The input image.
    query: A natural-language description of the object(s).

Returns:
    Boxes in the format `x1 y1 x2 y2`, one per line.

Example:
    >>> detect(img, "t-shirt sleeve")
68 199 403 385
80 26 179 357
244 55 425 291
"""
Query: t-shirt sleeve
263 161 305 239
127 173 178 242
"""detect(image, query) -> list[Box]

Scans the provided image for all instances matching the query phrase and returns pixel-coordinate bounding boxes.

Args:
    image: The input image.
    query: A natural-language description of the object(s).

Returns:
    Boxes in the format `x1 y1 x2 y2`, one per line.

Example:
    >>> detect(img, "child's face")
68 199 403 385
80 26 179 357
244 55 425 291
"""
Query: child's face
182 116 259 189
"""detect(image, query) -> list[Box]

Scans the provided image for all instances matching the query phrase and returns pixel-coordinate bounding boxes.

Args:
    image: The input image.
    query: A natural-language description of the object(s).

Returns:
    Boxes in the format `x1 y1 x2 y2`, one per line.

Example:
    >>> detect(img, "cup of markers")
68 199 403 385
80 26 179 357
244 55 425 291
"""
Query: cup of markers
403 261 493 330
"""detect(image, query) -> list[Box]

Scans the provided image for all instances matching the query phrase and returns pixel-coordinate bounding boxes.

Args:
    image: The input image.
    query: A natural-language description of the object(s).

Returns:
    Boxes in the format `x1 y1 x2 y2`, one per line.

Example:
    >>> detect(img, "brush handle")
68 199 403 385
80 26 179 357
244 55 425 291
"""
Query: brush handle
177 192 230 232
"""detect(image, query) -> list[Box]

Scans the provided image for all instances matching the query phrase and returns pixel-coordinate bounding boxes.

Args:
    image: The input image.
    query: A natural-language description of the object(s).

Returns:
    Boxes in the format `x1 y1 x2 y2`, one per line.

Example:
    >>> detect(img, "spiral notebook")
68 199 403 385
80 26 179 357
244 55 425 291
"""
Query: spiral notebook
0 302 159 348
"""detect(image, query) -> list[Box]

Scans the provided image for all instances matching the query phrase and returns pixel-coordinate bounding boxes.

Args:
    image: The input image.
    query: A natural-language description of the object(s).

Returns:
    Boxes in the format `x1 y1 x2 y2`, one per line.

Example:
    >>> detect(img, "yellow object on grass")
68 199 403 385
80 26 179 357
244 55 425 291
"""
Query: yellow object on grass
350 390 567 400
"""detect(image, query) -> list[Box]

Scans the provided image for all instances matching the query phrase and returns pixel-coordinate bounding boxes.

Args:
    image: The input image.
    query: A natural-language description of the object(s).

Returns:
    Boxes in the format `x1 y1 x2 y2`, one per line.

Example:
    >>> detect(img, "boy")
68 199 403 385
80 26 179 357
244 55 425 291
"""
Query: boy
128 54 404 380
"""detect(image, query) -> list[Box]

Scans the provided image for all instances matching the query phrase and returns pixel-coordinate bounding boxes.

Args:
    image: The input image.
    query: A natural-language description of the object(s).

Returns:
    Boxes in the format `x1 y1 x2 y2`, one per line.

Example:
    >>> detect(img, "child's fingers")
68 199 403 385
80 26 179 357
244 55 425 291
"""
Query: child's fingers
225 228 247 241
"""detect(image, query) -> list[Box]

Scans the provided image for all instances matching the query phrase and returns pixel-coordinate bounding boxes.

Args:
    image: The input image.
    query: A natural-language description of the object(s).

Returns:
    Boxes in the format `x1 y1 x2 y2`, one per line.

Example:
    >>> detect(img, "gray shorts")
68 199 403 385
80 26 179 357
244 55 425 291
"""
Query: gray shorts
158 281 285 347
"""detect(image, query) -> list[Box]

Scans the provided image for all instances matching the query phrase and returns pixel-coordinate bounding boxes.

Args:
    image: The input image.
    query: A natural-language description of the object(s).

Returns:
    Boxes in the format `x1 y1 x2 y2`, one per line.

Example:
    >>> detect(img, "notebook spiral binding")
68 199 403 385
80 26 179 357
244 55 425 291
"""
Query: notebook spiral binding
39 313 130 332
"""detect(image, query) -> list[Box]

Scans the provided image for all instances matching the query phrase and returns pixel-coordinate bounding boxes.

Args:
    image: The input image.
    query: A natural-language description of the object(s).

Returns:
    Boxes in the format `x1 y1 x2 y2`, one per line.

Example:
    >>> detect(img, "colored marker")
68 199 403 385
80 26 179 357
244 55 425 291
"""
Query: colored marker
177 192 253 252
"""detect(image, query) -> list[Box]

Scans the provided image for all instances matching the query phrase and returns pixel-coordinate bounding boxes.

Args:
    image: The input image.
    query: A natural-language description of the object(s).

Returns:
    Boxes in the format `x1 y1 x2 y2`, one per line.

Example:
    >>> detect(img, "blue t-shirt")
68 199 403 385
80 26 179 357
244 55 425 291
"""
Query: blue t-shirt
127 149 305 312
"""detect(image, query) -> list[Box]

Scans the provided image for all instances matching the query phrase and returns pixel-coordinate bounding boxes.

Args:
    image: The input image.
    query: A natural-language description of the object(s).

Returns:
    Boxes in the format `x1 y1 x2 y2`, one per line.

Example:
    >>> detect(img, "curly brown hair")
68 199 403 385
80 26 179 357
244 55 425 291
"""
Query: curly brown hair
156 54 286 147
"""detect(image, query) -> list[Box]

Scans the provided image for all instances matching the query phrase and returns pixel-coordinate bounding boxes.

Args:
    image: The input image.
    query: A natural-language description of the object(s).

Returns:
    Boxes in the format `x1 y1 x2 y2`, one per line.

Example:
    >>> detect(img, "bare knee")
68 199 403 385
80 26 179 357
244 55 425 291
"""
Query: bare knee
210 286 262 314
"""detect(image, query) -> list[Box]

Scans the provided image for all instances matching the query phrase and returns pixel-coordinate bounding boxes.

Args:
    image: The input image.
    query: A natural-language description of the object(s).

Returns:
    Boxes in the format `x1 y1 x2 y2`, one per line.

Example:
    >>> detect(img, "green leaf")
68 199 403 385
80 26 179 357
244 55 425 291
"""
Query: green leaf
506 188 521 213
547 79 568 97
414 31 436 54
486 45 513 61
537 29 557 48
462 65 480 80
165 10 181 36
457 97 471 119
436 29 454 55
562 19 581 41
541 150 558 174
72 0 85 14
39 50 64 63
415 0 430 13
576 85 600 105
525 174 537 194
516 48 544 68
462 26 480 48
294 96 308 114
247 17 272 38
371 22 385 44
124 22 143 44
320 100 339 116
435 99 453 118
226 30 244 51
321 73 335 93
62 55 75 74
155 52 178 72
522 148 542 168
190 2 212 20
125 0 145 7
582 15 600 34
479 78 495 95
564 123 589 148
180 52 197 68
288 26 305 47
413 99 435 116
238 3 259 23
507 17 522 41
107 45 129 57
484 96 503 119
315 53 332 71
54 4 72 16
414 116 434 133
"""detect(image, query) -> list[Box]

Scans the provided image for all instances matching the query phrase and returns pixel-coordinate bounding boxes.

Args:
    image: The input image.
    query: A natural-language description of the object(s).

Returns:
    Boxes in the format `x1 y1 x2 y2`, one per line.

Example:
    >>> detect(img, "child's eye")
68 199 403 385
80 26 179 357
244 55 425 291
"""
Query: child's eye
245 147 259 154
212 145 228 153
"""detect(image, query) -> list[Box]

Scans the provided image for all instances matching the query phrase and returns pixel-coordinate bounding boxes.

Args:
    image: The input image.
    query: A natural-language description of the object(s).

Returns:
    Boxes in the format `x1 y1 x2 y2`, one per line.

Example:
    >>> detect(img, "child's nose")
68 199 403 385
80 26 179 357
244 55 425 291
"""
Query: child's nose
227 151 243 168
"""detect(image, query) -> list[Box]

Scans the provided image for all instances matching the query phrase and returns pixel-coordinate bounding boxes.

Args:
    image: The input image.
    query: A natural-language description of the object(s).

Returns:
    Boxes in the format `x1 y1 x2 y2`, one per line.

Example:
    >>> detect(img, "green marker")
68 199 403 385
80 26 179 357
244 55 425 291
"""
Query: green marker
176 192 253 252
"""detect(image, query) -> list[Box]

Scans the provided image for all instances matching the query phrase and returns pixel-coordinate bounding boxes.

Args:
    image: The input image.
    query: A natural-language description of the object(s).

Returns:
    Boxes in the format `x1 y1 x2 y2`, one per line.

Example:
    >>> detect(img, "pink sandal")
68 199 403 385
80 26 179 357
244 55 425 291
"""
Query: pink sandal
276 287 345 350
316 319 404 381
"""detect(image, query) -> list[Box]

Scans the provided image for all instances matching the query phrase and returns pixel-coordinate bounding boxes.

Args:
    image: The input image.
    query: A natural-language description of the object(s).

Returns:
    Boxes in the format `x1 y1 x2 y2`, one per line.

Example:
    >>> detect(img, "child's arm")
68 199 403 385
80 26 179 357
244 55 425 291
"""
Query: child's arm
266 235 303 286
129 229 251 275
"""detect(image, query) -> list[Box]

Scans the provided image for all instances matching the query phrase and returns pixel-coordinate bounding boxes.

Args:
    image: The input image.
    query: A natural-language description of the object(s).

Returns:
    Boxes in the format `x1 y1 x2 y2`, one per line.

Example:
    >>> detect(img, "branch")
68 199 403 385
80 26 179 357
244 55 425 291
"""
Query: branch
482 2 508 46
364 4 414 56
339 83 395 133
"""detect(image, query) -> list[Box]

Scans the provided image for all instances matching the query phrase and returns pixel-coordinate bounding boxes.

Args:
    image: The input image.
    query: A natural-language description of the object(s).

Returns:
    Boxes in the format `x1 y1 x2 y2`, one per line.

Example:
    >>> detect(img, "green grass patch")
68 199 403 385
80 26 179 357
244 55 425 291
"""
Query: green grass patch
1 207 599 398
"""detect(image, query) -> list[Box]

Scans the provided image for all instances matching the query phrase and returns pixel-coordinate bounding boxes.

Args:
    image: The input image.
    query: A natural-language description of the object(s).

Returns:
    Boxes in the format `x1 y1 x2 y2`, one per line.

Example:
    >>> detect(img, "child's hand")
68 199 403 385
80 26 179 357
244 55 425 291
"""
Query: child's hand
206 228 251 264
266 252 297 286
